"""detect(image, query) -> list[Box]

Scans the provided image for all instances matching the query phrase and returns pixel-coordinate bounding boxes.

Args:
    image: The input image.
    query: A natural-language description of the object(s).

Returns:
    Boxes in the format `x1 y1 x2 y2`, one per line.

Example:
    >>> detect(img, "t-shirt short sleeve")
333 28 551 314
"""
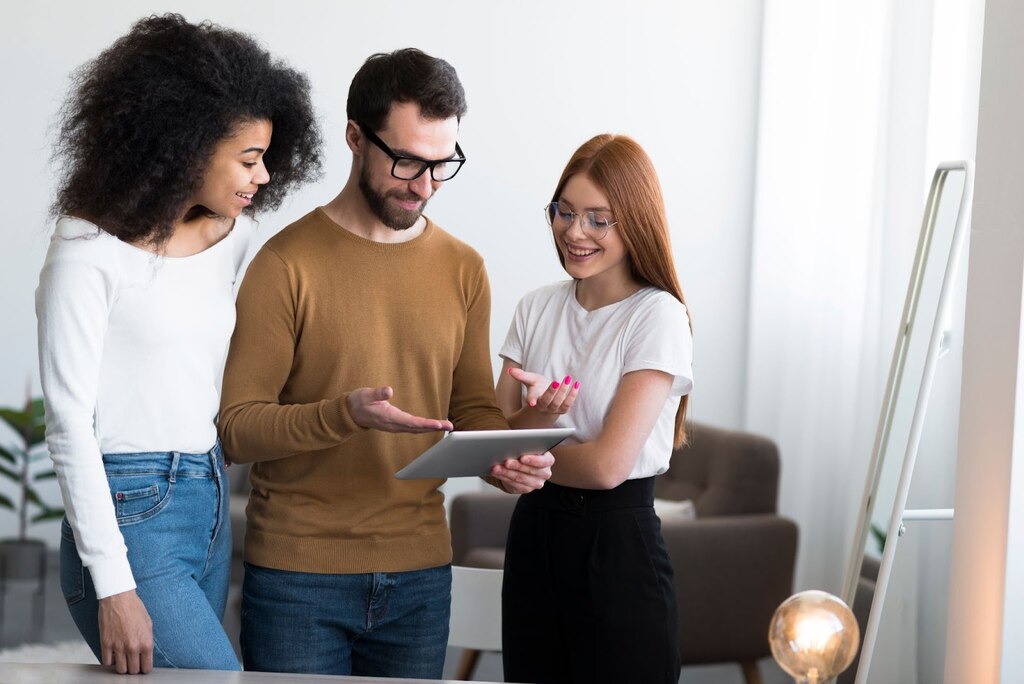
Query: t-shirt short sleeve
499 292 531 366
622 292 694 396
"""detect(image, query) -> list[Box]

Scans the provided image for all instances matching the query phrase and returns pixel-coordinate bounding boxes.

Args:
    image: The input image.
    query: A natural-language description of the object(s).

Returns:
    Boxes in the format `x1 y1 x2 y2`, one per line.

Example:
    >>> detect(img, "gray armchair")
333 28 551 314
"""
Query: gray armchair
448 421 798 684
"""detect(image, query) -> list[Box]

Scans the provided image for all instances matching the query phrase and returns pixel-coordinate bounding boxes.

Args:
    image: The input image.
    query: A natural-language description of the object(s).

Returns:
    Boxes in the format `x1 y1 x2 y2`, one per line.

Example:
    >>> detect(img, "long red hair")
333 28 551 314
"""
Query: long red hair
551 134 691 447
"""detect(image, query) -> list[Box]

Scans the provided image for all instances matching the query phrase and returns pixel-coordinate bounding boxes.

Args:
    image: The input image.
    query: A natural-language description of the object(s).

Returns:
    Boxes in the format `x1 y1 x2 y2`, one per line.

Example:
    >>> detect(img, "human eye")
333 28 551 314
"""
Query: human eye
554 203 574 219
394 158 426 178
587 212 612 228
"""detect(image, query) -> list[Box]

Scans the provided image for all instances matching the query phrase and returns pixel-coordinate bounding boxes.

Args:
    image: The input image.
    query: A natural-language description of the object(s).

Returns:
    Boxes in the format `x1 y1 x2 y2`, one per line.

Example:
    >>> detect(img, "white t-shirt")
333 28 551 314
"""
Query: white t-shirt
35 215 254 598
500 280 693 480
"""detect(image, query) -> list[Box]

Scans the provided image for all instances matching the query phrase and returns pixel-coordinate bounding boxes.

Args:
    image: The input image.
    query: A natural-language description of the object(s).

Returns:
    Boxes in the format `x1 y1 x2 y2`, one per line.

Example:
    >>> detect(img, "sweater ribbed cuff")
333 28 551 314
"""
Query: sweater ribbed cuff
328 393 369 439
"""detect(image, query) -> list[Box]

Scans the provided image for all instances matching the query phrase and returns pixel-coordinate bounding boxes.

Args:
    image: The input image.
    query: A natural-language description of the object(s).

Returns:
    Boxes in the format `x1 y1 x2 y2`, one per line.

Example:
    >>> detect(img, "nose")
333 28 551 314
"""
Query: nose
563 213 589 240
255 161 271 185
408 171 434 200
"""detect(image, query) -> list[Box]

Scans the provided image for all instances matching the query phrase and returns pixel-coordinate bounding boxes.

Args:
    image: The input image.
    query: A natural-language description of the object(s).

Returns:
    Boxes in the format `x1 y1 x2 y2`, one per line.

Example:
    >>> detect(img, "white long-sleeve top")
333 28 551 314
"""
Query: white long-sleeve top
36 216 254 599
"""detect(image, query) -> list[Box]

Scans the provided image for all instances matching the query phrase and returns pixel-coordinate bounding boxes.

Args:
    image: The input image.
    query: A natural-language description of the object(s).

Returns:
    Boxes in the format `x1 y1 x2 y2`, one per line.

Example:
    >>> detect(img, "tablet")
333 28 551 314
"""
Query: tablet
395 427 575 480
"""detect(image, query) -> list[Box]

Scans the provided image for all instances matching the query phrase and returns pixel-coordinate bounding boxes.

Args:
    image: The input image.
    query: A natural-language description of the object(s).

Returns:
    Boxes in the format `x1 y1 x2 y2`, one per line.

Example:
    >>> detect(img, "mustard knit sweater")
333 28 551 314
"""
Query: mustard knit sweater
219 208 507 573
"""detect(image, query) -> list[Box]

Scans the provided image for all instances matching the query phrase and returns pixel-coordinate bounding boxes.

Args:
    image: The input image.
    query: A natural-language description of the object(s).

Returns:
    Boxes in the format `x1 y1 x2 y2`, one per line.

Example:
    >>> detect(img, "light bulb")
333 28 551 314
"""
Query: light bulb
768 590 859 684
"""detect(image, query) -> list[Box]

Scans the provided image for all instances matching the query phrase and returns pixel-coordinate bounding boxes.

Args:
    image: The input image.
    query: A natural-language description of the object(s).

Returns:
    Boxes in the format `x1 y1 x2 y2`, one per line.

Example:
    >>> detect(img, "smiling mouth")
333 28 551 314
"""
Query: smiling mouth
236 192 255 201
390 192 423 210
565 243 599 258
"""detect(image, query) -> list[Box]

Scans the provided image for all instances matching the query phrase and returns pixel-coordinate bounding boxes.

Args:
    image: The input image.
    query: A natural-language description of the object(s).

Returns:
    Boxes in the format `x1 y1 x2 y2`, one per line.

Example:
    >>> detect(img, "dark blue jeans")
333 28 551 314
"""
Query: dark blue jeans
240 562 451 678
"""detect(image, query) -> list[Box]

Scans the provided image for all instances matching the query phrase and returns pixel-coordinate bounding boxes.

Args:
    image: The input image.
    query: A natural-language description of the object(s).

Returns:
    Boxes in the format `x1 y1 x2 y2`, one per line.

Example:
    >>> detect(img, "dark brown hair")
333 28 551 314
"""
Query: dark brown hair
347 47 467 133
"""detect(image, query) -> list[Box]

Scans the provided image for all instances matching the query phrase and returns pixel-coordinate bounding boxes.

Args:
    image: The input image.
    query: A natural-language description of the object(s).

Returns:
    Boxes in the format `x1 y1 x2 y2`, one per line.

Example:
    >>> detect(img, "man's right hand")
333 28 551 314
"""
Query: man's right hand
98 590 153 674
347 386 454 433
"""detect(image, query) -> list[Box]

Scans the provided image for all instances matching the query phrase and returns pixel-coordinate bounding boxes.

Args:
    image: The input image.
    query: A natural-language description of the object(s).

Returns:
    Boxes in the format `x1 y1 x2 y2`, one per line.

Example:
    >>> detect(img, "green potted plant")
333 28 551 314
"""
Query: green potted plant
0 396 64 582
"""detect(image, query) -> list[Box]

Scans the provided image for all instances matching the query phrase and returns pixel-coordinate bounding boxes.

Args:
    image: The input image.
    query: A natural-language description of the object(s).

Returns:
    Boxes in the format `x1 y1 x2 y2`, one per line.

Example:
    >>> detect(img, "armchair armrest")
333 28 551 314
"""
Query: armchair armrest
661 514 798 664
450 491 518 567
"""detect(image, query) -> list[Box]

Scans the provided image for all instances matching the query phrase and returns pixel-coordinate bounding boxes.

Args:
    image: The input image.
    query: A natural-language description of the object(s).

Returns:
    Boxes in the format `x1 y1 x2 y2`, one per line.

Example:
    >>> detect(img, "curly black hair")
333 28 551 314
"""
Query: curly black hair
347 48 467 133
52 13 322 245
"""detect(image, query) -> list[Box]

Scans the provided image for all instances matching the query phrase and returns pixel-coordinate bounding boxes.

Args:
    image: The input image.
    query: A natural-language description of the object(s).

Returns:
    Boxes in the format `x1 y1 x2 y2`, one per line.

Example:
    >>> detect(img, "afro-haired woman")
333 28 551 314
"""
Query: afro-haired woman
36 14 321 673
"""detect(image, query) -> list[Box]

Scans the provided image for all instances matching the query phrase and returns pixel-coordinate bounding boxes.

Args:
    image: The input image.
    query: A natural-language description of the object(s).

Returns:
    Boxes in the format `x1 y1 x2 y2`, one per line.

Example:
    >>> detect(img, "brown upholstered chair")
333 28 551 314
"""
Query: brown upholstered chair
448 421 798 684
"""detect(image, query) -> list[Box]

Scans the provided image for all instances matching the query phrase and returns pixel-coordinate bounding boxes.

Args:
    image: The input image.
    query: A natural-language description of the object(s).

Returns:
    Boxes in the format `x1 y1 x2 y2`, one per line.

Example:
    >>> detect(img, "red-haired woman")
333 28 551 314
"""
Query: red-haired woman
496 134 693 684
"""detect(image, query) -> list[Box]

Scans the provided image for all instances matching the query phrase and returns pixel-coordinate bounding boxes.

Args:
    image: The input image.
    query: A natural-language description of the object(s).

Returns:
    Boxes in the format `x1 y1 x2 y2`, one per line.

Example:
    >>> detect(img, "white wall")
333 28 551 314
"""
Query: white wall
0 1 764 543
945 0 1024 680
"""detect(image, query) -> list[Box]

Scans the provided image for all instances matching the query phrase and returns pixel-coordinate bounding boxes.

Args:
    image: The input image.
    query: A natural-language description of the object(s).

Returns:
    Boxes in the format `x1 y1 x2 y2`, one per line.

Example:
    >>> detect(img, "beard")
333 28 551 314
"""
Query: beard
359 163 429 231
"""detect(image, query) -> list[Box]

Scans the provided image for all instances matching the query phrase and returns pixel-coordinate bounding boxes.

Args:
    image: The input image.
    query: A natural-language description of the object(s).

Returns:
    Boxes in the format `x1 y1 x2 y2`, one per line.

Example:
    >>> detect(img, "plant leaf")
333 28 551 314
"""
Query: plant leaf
35 470 59 480
0 445 18 465
32 509 66 523
0 407 30 435
0 398 48 447
28 447 51 463
25 486 47 509
30 398 46 420
0 463 19 480
0 493 13 510
29 399 47 446
25 486 61 513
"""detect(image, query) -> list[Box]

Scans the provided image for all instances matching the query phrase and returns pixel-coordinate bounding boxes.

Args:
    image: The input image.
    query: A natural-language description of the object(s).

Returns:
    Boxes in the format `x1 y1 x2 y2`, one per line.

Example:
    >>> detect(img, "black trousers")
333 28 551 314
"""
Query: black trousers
502 478 681 684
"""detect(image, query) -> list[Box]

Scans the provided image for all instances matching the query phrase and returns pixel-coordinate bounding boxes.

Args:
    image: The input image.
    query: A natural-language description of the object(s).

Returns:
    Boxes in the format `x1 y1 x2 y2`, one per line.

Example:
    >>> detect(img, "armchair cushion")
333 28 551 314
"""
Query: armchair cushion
655 422 780 517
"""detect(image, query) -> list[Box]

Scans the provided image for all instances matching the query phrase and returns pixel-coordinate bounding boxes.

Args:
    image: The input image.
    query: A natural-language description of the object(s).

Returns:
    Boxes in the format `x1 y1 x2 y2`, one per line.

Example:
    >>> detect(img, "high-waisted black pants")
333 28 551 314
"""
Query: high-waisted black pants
502 477 681 684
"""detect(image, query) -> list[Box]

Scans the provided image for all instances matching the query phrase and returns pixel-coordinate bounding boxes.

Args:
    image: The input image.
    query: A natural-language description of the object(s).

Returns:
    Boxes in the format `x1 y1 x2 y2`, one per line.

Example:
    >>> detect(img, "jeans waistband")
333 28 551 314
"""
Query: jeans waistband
101 441 224 477
519 477 655 513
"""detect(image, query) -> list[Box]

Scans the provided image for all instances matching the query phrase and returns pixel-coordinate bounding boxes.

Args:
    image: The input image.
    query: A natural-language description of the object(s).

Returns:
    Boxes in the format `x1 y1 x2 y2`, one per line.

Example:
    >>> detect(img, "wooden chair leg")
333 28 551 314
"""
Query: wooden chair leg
740 659 763 684
456 648 482 680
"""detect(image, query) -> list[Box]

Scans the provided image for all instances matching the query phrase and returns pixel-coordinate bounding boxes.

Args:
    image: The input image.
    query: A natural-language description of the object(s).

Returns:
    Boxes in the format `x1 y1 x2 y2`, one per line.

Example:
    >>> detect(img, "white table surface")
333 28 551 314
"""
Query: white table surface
0 662 499 683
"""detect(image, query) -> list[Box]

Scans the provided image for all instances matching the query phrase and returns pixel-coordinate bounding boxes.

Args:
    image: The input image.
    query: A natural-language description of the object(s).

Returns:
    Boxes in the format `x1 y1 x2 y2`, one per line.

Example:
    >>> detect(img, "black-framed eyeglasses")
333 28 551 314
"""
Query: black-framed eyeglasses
543 202 618 241
357 122 466 182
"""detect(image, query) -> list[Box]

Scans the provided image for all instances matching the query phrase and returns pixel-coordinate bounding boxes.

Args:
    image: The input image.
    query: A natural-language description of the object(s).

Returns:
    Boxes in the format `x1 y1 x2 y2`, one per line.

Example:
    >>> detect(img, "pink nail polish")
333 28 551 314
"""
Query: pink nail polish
563 375 571 384
574 381 580 389
551 381 560 389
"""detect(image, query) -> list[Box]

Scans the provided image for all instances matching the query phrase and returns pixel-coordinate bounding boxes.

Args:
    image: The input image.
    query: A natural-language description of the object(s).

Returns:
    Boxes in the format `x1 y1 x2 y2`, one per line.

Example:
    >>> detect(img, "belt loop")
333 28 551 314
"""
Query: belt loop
209 442 223 470
169 452 180 483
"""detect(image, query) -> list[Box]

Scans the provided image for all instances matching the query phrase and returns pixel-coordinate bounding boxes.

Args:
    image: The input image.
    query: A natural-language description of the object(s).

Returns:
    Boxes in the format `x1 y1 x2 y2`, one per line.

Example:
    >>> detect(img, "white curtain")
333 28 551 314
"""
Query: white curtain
745 1 983 681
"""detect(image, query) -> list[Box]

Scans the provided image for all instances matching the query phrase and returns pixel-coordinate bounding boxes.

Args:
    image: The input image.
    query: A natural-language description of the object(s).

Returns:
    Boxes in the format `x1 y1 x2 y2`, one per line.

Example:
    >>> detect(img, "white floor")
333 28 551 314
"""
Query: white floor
0 553 789 684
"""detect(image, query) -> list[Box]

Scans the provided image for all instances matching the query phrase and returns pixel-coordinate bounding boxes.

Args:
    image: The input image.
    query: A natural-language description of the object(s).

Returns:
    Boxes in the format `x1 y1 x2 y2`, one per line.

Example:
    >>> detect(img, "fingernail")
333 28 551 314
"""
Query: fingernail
551 381 560 389
563 375 571 384
574 381 580 389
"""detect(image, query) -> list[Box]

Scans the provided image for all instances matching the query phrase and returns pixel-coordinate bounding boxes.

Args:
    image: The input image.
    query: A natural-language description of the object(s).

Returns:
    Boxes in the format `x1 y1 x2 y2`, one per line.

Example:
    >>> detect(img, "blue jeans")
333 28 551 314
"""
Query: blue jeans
60 445 240 670
241 562 451 678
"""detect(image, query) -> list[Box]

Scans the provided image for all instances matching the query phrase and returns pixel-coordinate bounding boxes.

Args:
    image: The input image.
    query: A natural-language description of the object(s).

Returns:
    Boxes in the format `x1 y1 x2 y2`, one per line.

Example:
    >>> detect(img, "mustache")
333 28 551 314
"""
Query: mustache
387 190 422 203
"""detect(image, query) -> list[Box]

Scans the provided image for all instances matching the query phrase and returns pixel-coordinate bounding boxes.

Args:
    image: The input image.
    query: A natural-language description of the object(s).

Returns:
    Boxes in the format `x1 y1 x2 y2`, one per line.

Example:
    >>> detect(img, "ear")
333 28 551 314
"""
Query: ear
345 120 362 156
